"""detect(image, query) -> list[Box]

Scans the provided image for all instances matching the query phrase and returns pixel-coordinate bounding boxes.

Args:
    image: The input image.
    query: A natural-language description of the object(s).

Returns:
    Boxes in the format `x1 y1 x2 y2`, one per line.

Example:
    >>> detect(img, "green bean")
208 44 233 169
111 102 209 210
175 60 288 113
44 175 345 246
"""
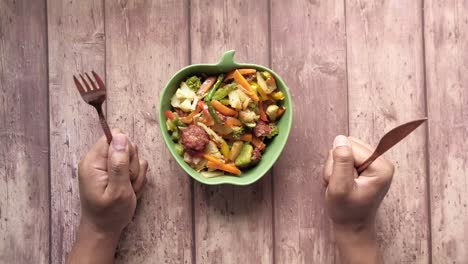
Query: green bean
205 74 225 123
212 83 237 100
205 74 226 102
208 103 221 123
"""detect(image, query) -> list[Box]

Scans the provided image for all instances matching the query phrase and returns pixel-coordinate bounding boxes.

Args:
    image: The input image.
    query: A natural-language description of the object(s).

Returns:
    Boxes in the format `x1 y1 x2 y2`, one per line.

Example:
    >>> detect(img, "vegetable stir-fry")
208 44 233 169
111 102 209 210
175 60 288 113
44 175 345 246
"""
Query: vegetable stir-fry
166 69 286 177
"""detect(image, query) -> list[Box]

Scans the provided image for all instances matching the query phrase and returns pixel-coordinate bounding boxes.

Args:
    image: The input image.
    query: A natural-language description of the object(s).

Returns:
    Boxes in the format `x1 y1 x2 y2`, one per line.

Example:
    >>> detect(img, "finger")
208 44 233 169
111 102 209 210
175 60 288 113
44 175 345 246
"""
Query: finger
111 128 123 134
348 136 373 150
322 150 333 185
86 128 125 166
107 133 131 188
329 135 356 199
348 138 394 175
84 134 110 171
349 138 394 186
78 129 126 193
89 127 124 158
111 128 139 180
133 160 148 194
348 138 374 166
136 177 147 200
129 143 140 181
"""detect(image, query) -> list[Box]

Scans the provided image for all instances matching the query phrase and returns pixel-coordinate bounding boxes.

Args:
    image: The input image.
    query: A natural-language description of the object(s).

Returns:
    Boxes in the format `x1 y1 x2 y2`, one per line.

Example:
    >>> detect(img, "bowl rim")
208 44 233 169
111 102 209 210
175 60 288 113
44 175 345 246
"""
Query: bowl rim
158 50 293 185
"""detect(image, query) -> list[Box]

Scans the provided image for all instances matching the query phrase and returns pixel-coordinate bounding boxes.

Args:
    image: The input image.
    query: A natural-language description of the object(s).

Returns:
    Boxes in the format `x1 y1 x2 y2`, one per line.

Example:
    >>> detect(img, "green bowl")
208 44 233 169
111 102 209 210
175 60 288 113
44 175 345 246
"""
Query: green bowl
158 50 293 185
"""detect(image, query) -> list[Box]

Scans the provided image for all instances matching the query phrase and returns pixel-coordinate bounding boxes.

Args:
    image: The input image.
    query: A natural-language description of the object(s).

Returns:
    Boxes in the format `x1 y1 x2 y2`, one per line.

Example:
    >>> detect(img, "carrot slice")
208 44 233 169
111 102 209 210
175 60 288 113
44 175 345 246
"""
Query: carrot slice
233 70 259 102
197 76 217 95
206 161 241 176
203 154 241 175
240 133 252 142
225 69 256 81
165 110 175 120
179 108 200 124
203 154 225 165
211 99 238 117
225 117 243 127
180 102 203 124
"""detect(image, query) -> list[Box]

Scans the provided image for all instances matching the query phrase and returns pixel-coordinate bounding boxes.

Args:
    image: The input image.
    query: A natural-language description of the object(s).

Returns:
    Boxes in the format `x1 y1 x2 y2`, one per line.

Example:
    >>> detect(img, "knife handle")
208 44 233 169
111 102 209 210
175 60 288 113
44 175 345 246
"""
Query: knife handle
357 152 379 173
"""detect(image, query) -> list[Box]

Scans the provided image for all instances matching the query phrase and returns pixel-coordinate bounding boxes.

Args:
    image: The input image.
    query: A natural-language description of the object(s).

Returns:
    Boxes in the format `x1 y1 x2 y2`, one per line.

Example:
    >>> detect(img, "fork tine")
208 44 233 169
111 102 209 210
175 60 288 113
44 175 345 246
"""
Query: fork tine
73 75 86 95
80 74 91 91
91 71 105 90
85 72 98 90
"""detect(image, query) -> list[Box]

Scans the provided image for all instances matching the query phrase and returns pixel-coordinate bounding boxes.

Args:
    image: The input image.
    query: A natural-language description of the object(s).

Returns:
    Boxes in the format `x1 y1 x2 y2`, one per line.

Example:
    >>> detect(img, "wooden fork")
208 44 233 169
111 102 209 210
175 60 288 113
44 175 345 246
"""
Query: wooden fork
356 118 427 173
73 71 113 143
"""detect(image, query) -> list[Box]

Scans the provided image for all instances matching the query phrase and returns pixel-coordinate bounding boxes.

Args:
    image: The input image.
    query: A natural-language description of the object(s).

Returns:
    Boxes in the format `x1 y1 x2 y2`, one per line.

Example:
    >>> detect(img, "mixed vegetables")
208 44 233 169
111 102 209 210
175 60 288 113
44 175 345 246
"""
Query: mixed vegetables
165 69 286 177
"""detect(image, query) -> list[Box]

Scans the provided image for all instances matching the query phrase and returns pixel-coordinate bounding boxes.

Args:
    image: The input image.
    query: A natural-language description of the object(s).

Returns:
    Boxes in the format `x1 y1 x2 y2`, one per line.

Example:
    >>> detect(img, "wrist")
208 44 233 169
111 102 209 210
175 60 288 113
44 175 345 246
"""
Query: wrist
78 217 122 245
78 220 121 242
334 220 376 242
68 218 122 264
333 221 382 264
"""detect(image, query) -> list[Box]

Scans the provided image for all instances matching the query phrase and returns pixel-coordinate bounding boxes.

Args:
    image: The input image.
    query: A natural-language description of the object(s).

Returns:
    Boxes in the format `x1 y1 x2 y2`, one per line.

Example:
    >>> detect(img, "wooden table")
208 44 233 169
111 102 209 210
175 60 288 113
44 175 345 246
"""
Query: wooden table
1 0 467 263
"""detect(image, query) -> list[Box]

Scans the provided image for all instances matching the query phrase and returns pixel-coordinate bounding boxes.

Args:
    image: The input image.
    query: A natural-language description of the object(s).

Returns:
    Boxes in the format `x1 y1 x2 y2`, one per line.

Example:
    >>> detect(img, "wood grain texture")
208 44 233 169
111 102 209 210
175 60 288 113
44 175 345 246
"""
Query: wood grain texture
424 1 468 262
346 0 429 262
190 0 273 263
105 0 193 263
47 0 105 263
7 0 468 262
0 0 49 263
271 0 348 263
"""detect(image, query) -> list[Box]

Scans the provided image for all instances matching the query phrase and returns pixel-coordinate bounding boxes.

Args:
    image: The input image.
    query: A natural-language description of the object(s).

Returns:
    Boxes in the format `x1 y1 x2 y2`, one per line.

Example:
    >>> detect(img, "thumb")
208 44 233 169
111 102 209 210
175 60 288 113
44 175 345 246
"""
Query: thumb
329 135 356 199
107 133 131 186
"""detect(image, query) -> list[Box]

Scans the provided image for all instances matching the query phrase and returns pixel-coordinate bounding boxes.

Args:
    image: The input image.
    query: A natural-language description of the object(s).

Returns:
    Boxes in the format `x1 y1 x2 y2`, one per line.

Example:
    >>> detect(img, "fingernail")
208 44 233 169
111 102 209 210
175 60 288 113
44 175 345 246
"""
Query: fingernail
112 134 128 151
333 135 349 149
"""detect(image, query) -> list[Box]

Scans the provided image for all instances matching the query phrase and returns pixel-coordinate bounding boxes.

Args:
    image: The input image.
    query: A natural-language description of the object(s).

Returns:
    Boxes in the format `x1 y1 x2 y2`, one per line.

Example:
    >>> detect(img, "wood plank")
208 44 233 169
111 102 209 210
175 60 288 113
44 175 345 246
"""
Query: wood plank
47 0 105 262
190 1 273 263
271 1 348 263
345 0 429 262
0 0 49 263
104 1 193 263
424 0 468 262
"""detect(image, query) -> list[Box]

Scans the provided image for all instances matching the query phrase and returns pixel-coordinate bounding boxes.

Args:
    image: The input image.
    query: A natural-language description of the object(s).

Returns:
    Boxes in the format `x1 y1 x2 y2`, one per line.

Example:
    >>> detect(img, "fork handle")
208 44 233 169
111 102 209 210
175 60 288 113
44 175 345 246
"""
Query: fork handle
94 105 113 144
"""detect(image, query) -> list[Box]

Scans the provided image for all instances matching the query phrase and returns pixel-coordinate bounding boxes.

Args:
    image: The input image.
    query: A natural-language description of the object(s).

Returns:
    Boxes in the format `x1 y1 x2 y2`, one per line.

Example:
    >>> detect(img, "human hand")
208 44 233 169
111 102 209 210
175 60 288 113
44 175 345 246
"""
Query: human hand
68 129 148 264
323 135 394 264
78 129 148 234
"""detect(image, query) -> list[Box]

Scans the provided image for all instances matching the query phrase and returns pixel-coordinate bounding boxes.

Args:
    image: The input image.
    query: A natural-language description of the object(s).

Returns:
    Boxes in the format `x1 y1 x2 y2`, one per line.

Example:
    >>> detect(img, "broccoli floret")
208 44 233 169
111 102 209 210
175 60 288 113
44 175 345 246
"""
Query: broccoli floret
239 109 259 124
231 126 245 139
174 143 185 156
173 117 187 128
171 130 180 141
185 76 201 91
266 123 279 139
166 118 176 132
